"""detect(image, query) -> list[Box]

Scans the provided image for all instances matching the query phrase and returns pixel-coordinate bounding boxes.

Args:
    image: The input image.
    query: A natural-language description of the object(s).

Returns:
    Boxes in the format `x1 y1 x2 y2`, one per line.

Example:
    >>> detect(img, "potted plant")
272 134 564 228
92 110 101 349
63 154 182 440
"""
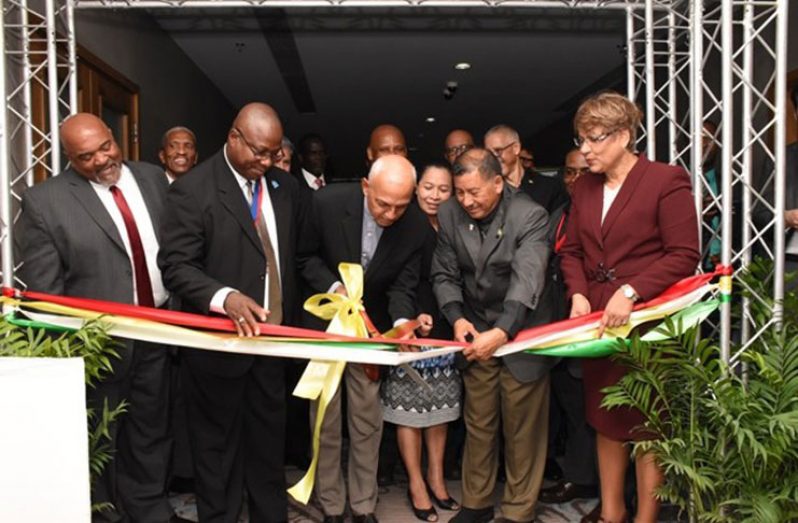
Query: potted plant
602 260 798 522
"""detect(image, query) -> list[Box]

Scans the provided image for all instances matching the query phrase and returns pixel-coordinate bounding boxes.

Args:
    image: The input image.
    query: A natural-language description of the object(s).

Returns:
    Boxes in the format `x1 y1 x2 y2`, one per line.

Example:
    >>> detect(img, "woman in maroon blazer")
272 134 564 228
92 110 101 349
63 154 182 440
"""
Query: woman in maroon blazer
560 91 700 523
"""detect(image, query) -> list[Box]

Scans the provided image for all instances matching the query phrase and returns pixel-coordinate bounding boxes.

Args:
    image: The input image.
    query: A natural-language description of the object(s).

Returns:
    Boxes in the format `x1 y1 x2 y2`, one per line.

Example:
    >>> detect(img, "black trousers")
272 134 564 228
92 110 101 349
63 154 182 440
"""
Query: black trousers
90 340 173 523
549 363 597 486
183 356 287 523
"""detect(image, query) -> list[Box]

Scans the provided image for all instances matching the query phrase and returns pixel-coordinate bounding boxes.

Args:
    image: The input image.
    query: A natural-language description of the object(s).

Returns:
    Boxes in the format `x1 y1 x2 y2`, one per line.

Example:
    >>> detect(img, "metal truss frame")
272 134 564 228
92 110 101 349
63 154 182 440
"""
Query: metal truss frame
0 0 790 365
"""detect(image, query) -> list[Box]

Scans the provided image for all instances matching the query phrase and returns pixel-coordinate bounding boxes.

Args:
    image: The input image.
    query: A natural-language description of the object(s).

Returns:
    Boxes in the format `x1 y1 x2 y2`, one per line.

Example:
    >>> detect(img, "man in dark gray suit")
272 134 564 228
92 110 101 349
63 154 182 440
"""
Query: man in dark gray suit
16 113 180 522
432 148 555 523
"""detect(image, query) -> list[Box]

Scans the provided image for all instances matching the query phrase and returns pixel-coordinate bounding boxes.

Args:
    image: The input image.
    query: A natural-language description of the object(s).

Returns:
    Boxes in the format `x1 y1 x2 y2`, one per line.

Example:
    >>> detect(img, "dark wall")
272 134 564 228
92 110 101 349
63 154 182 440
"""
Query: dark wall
75 10 236 165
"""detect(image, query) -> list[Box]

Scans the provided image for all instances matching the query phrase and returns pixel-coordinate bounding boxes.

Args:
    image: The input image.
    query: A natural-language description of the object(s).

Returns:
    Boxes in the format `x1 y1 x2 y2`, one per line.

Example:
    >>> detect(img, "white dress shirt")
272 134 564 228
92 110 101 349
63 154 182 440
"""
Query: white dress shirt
209 146 281 314
302 168 326 190
89 164 169 307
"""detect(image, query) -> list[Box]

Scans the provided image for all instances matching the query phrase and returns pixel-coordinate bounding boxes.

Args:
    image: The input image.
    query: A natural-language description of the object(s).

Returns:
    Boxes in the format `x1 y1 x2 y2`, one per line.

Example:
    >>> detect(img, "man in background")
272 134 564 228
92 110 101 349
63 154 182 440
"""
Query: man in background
484 125 568 213
444 129 475 165
159 126 198 184
297 133 329 189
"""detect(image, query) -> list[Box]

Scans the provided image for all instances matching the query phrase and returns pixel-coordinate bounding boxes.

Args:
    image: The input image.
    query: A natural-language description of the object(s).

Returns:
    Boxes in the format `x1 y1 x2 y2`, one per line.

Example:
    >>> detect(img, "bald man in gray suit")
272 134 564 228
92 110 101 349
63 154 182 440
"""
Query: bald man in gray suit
16 114 179 523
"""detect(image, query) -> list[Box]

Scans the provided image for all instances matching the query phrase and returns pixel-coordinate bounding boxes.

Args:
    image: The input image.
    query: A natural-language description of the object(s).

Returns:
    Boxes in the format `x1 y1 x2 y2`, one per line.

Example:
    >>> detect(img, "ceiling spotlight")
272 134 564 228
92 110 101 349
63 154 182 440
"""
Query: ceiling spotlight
454 62 471 71
426 117 436 123
443 80 459 101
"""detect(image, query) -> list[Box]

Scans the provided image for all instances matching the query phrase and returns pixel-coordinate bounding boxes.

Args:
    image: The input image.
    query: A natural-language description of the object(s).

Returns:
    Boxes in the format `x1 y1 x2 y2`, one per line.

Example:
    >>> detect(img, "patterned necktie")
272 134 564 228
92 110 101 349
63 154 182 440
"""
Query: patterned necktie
109 185 154 307
314 177 325 189
247 180 283 325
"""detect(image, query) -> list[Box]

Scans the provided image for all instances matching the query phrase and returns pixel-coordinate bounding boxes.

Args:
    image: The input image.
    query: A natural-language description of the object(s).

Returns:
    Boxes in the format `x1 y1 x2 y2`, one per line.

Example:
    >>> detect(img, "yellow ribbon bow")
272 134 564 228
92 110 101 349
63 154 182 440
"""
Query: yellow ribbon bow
288 263 369 504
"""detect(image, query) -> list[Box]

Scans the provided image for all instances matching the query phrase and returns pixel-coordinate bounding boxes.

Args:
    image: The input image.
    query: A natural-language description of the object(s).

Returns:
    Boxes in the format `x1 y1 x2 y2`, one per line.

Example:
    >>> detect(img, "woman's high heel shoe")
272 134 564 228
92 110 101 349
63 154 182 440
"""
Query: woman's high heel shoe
407 489 438 522
426 483 460 511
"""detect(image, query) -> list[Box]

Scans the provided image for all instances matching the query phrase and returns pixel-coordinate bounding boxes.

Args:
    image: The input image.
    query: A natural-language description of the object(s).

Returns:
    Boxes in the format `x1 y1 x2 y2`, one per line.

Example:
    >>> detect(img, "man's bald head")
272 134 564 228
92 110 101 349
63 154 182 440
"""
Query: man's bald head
366 124 407 163
60 113 123 186
444 129 475 165
227 102 284 180
361 154 416 227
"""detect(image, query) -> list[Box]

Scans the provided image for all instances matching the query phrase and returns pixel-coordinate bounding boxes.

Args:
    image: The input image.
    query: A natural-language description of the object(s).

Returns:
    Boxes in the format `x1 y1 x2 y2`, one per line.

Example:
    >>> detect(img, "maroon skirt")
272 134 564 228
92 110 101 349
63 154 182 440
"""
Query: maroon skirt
582 356 651 441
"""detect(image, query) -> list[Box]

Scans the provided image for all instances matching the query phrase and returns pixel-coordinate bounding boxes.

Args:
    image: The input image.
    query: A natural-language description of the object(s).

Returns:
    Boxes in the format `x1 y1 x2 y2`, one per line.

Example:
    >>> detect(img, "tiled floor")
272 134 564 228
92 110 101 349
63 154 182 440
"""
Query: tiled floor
170 467 599 522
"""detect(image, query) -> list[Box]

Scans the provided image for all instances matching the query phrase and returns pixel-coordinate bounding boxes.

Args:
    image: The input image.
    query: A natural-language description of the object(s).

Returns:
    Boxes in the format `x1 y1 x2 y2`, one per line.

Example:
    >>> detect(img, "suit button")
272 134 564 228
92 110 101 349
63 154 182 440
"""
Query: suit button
260 274 265 281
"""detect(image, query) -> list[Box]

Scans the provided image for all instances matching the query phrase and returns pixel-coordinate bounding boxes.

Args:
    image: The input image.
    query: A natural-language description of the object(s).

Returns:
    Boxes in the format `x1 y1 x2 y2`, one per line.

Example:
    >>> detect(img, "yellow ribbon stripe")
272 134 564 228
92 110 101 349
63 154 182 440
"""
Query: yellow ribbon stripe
288 263 368 504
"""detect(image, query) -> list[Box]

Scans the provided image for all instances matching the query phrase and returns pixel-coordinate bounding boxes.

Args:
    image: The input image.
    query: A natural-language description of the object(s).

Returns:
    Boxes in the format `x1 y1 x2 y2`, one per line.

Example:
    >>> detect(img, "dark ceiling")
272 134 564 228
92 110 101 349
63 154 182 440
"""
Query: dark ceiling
151 6 627 176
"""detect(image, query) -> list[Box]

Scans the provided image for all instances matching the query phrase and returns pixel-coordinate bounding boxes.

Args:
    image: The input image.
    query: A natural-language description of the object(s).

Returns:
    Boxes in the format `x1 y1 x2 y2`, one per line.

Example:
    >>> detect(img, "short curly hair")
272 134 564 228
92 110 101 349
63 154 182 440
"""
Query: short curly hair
574 91 643 151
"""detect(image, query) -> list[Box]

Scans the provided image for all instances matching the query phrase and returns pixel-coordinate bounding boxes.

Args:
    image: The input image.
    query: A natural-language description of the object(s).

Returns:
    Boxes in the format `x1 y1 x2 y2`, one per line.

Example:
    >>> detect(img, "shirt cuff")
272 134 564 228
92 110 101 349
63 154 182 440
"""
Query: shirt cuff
494 300 529 339
210 287 237 315
441 302 465 327
327 281 343 294
393 318 410 328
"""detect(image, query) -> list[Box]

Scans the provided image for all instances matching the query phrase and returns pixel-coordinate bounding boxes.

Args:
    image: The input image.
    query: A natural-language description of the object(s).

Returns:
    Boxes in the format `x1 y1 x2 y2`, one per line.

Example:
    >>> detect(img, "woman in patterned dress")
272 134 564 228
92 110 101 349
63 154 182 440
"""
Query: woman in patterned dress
381 162 463 522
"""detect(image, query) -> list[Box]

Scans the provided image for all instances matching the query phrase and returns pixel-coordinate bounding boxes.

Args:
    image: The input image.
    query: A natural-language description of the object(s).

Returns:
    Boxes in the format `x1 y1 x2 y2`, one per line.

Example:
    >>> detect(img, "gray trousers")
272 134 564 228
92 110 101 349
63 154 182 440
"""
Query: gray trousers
311 363 383 517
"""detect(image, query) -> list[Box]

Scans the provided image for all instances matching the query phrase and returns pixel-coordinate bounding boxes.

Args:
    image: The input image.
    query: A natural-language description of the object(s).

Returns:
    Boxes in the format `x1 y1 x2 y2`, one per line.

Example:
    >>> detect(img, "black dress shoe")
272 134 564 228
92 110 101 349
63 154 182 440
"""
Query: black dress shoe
408 489 438 521
539 481 598 504
323 516 345 523
352 514 379 523
427 483 460 511
448 506 494 523
543 457 563 482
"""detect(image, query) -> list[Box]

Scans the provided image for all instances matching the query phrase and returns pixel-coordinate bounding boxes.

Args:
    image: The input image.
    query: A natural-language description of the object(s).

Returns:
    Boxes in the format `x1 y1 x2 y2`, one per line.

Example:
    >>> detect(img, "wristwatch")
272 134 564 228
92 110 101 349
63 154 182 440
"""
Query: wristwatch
621 284 639 302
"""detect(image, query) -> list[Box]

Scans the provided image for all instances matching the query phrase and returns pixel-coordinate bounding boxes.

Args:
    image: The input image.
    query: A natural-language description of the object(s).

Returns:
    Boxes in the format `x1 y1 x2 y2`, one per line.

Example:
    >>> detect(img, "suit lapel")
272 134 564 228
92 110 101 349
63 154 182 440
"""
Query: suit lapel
66 169 127 255
601 154 649 239
215 154 264 258
127 163 163 242
459 209 481 270
477 189 510 270
265 171 289 275
367 215 398 280
341 190 363 265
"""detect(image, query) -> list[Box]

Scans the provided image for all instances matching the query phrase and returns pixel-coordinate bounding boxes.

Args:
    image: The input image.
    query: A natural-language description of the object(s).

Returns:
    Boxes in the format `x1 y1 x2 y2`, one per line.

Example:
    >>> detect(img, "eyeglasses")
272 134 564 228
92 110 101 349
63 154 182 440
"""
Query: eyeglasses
573 129 617 148
564 167 591 177
520 155 534 163
234 127 284 162
488 141 516 158
445 143 474 157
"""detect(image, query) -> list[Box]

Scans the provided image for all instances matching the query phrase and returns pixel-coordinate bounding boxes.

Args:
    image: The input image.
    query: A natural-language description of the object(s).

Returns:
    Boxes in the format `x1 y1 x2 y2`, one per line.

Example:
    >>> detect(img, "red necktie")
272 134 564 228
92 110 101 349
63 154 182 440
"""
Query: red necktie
314 177 325 189
109 185 155 307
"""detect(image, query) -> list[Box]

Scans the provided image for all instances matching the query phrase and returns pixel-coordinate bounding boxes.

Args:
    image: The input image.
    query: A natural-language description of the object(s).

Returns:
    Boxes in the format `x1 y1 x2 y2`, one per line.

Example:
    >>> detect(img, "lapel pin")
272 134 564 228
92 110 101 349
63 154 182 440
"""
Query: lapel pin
497 228 503 239
271 179 279 189
469 223 474 232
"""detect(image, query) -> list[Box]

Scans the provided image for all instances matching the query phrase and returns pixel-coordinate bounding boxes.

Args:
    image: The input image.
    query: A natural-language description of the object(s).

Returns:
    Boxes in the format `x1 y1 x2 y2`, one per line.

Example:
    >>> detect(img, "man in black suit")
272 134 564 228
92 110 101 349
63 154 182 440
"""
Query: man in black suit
298 155 429 523
17 113 179 522
158 103 305 523
296 133 329 190
484 124 568 213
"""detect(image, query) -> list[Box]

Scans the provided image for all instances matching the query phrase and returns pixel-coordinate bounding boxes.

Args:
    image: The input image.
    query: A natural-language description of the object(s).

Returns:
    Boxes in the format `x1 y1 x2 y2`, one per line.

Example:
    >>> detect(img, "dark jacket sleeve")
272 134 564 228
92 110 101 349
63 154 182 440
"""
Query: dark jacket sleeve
157 178 224 313
16 188 65 295
296 191 339 294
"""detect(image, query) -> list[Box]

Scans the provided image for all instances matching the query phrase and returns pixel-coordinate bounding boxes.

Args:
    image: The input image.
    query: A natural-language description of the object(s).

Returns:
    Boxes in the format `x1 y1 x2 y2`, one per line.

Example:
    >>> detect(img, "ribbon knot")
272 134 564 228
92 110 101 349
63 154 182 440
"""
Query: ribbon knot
302 263 369 339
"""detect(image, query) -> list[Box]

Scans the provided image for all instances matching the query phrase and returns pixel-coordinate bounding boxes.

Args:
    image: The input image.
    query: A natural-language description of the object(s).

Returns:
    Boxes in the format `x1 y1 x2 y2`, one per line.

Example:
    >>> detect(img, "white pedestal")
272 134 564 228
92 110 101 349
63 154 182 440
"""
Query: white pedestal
0 357 91 522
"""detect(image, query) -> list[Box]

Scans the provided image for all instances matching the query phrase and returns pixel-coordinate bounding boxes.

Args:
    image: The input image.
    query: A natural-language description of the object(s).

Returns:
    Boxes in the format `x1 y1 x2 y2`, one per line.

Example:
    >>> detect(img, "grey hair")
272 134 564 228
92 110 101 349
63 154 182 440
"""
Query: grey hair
160 126 197 149
484 124 520 144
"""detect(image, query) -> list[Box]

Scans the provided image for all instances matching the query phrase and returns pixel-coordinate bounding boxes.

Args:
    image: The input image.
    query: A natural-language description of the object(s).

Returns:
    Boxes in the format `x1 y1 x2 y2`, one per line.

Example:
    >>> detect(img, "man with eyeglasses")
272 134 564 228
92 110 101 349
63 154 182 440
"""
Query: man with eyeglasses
159 102 306 523
537 147 599 509
444 129 475 165
484 125 568 214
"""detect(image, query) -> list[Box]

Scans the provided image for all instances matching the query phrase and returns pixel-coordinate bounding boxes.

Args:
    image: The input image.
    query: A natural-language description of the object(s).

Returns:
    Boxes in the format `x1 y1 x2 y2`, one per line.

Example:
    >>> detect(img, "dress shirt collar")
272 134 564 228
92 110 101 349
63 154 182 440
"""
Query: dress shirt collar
89 163 134 192
302 168 325 190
